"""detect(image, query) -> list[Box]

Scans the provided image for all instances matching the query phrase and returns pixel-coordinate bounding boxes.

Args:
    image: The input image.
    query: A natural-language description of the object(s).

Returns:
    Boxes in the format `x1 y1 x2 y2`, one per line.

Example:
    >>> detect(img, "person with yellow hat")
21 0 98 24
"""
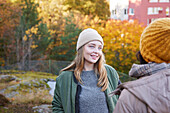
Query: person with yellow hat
52 28 120 113
109 18 170 113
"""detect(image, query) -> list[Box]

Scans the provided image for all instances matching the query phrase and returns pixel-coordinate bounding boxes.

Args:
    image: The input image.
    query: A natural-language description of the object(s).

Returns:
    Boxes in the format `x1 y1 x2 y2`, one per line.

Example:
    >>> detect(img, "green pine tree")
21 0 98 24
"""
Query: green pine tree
15 0 51 69
50 16 82 61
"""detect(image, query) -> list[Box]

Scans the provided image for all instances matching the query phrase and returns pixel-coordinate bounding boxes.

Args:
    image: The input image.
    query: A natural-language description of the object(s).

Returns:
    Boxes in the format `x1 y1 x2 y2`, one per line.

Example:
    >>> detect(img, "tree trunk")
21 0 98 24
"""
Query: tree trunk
21 28 26 70
27 37 33 70
16 31 21 70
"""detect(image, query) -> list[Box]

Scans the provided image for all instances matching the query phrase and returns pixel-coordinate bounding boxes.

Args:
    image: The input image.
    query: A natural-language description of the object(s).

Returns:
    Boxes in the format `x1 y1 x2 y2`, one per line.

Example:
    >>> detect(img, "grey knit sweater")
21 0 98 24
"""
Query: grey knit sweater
79 70 108 113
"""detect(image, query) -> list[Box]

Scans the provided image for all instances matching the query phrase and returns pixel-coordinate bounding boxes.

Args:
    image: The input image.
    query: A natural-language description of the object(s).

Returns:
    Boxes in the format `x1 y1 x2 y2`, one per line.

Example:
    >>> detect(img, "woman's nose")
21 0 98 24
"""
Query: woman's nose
93 47 99 53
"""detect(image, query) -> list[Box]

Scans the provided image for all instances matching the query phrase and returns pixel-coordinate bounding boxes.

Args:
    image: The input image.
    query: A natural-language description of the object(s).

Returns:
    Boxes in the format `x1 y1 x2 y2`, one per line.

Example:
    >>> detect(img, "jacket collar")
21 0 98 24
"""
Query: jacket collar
72 72 78 84
129 62 170 78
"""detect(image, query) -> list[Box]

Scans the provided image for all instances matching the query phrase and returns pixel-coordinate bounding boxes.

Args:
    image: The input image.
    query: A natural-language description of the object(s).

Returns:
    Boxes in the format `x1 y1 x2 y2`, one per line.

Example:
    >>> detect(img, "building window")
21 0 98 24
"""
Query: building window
166 7 169 16
154 7 159 14
129 8 134 15
147 18 157 25
149 0 158 2
147 19 151 25
148 7 154 15
112 9 117 15
124 9 128 15
148 7 163 15
158 7 163 13
159 0 169 2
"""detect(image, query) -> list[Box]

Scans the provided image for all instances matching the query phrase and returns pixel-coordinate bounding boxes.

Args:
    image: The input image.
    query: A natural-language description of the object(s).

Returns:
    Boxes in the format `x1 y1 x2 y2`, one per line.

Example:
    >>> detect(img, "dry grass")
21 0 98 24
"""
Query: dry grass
0 103 35 113
0 70 57 80
0 81 19 90
12 90 53 104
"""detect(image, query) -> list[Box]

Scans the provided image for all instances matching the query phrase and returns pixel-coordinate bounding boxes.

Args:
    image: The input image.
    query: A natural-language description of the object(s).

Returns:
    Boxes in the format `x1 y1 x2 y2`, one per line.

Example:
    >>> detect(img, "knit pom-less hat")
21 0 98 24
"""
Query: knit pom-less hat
140 18 170 63
76 28 104 51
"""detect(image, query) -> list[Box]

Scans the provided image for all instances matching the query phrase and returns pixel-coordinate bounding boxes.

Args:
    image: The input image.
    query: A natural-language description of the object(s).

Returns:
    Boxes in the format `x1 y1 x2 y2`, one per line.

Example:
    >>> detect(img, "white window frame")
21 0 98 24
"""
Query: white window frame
159 0 169 3
112 9 117 15
166 7 169 15
149 0 158 3
148 7 163 15
148 7 154 15
129 8 134 15
154 7 159 14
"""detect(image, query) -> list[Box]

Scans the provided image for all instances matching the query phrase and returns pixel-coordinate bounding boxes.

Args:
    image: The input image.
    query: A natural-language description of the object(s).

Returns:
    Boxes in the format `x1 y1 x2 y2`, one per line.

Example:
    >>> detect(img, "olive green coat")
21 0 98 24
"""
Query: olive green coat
52 64 119 113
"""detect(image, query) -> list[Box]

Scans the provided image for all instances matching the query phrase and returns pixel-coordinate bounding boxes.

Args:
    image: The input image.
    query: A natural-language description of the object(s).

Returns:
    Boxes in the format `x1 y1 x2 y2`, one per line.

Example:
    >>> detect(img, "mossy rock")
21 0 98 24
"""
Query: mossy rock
0 94 10 106
5 79 50 94
0 75 17 83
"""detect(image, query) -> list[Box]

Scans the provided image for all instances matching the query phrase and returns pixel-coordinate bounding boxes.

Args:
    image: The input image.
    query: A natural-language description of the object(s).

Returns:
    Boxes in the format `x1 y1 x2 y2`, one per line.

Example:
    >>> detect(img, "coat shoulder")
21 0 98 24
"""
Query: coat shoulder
104 64 117 71
56 71 73 82
104 64 119 80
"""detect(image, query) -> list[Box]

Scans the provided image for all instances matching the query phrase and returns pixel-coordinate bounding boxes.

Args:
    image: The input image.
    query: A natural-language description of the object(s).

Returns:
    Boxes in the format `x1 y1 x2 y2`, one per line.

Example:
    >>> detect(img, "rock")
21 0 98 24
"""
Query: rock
0 75 17 83
32 104 52 113
0 94 10 106
31 79 50 90
5 91 19 98
48 78 55 82
41 78 48 83
41 78 55 83
8 84 20 91
20 81 31 88
0 89 5 94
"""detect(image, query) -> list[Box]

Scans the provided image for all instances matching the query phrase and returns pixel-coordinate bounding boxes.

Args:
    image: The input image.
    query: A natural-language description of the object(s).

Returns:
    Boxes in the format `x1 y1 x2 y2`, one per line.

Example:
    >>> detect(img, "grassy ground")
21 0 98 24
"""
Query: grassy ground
0 70 57 80
0 70 56 112
0 104 36 113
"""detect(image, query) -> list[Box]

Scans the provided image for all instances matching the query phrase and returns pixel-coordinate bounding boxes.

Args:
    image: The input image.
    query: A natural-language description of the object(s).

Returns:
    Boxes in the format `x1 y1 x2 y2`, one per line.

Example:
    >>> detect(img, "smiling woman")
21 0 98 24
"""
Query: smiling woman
52 28 120 113
83 41 103 69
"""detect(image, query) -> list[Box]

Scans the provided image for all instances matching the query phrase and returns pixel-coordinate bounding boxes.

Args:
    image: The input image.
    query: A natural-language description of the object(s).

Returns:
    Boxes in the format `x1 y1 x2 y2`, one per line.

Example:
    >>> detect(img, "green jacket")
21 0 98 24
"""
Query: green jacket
52 64 119 113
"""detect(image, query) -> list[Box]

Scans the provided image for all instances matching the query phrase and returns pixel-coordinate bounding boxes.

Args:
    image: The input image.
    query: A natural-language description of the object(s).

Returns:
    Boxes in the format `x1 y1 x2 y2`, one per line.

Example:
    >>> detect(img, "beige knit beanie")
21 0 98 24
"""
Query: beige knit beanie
140 18 170 63
76 28 104 51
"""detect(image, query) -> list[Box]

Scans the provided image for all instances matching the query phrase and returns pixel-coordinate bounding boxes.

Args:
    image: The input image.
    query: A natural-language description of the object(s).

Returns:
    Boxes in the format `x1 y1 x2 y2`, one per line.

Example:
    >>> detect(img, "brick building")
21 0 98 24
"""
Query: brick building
110 0 170 25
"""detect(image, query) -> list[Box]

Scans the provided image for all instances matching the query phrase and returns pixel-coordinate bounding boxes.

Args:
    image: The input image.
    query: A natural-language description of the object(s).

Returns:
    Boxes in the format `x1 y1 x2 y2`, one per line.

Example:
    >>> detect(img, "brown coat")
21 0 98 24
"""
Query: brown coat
113 69 170 113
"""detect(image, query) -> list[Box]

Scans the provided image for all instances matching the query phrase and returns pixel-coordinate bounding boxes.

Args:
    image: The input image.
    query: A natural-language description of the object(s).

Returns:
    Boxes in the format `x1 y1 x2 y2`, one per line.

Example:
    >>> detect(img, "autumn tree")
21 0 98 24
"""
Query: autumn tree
15 0 51 70
50 15 82 61
37 0 69 51
0 0 21 66
31 23 51 60
99 20 145 74
63 0 110 20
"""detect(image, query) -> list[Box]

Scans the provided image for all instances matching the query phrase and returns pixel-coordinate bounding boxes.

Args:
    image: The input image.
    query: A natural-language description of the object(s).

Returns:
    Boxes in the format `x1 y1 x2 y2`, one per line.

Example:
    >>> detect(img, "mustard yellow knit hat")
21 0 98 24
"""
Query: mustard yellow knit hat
76 28 104 51
140 18 170 63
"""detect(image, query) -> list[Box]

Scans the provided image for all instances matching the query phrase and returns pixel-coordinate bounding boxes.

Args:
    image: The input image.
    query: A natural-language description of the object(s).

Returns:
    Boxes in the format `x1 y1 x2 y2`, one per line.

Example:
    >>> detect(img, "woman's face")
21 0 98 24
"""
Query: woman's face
83 40 103 64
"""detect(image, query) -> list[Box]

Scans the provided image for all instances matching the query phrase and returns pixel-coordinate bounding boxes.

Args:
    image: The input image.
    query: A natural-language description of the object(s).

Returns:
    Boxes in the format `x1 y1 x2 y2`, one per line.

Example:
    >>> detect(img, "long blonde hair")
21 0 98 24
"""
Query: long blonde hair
61 46 108 91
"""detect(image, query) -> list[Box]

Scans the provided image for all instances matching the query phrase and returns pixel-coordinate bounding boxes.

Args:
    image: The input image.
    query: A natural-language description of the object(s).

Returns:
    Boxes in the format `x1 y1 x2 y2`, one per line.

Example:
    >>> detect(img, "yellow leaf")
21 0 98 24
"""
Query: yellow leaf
23 35 27 41
25 30 30 35
31 45 38 49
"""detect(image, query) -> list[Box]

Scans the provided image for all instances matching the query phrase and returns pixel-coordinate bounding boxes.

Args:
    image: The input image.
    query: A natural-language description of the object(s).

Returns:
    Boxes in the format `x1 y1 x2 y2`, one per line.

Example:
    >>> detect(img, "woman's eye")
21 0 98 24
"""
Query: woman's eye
98 47 102 50
89 46 94 48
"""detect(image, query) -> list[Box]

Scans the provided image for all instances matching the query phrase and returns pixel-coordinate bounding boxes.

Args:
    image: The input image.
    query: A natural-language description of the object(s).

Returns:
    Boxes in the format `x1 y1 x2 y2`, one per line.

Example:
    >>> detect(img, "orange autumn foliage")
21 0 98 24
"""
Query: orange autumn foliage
101 20 145 73
0 0 20 37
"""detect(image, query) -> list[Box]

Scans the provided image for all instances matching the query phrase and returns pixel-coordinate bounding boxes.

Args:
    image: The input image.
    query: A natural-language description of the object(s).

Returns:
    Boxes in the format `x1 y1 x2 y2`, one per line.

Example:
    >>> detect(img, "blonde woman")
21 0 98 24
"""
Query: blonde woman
52 28 120 113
